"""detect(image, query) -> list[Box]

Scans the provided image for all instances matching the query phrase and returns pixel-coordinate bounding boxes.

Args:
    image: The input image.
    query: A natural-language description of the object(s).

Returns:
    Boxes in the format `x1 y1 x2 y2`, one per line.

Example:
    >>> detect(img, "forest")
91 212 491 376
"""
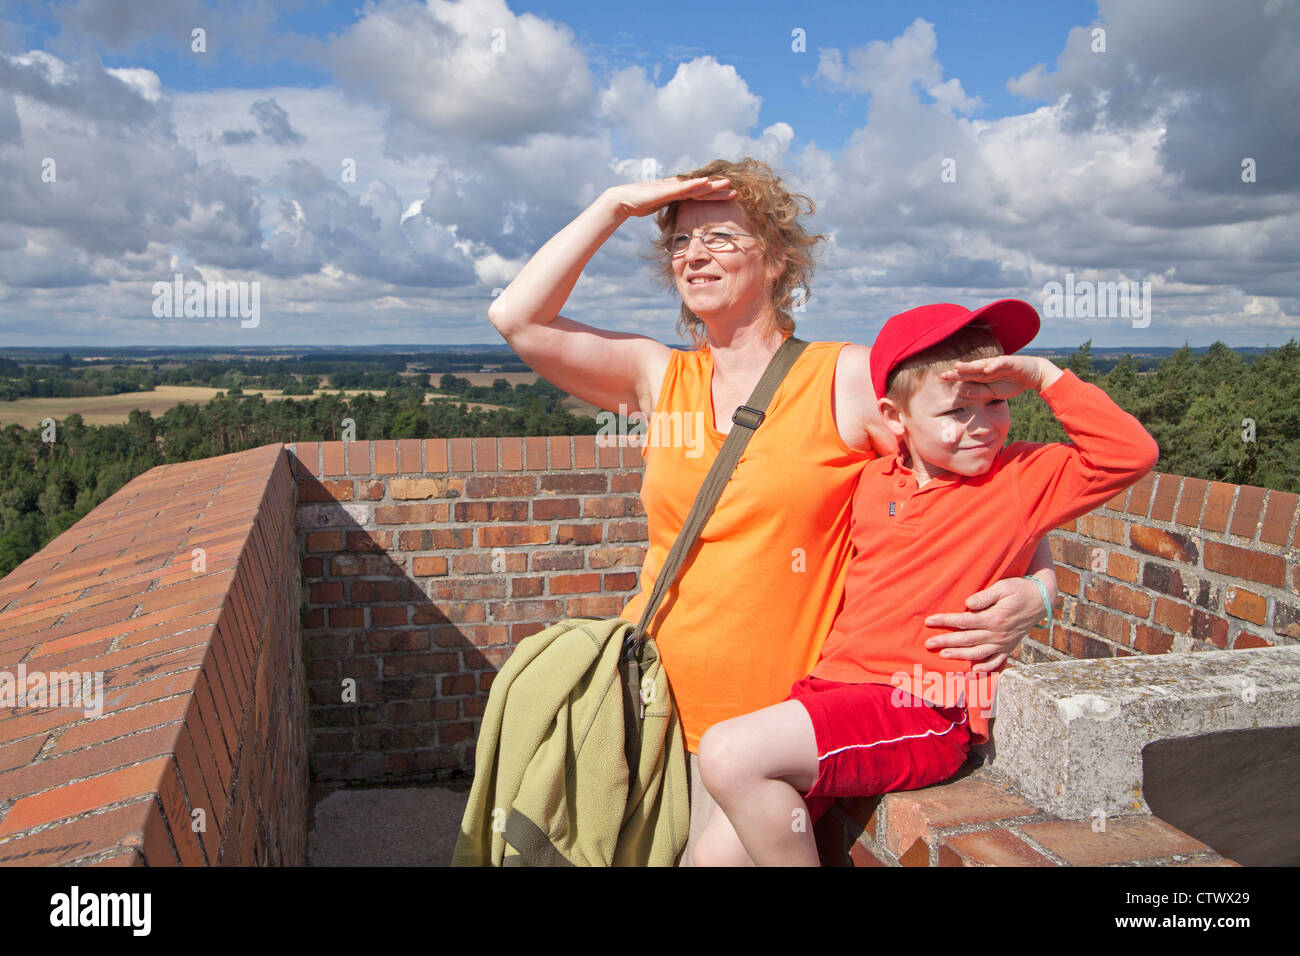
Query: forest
0 340 1295 577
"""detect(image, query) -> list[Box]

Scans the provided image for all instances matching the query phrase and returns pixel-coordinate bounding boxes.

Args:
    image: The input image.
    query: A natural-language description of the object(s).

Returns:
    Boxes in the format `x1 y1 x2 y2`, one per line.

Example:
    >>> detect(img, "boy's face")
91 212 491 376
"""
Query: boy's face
883 368 1011 480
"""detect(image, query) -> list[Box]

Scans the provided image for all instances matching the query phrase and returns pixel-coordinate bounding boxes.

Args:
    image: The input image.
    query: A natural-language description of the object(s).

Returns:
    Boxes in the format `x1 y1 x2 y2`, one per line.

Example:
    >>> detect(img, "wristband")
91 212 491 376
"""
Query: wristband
1023 575 1053 645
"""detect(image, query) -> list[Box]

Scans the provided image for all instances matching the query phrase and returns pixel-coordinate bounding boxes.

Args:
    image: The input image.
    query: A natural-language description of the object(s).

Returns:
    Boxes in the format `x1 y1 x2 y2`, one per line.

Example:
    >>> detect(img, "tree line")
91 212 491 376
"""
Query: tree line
0 340 1295 578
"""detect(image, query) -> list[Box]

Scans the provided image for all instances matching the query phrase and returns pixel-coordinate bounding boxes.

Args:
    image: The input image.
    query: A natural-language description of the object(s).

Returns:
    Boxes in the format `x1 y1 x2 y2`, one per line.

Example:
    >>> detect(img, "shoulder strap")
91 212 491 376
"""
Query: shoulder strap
625 336 809 657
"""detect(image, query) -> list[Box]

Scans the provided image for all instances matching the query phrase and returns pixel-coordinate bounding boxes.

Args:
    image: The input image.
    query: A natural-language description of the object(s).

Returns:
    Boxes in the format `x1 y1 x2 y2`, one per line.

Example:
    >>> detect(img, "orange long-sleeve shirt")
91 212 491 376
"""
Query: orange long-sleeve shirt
812 370 1159 744
620 340 875 752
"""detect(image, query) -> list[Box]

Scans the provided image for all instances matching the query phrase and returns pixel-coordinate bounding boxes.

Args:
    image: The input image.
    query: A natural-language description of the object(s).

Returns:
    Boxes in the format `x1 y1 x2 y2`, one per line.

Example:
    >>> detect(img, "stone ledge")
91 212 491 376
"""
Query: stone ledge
980 646 1300 819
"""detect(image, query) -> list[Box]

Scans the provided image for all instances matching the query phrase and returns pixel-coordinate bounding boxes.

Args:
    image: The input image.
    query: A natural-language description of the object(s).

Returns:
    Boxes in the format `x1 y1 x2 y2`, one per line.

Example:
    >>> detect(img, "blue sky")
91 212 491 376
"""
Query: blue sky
0 0 1297 348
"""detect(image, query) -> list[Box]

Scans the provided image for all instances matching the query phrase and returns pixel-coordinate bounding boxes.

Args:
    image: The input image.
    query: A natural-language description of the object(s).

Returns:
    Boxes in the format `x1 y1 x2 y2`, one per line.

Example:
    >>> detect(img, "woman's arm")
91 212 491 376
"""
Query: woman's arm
922 536 1058 672
487 176 735 417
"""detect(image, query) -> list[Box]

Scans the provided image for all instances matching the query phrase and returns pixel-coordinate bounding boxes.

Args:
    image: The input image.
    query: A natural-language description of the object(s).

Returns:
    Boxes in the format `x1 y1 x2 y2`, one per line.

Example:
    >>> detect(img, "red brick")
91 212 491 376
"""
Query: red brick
556 524 602 545
880 776 1038 858
540 474 607 494
1134 624 1175 654
1084 578 1150 618
1129 525 1198 564
1203 542 1284 588
573 436 596 468
431 528 473 549
1055 566 1081 598
0 756 171 837
1148 474 1180 522
1072 604 1130 645
449 438 473 472
1175 477 1207 527
1233 631 1270 649
345 441 370 476
455 500 529 522
489 600 562 622
1019 816 1210 865
939 828 1056 866
1224 587 1267 625
397 438 422 473
0 800 151 866
533 498 580 520
474 437 497 472
603 572 639 591
1153 597 1192 634
1125 473 1155 517
423 439 449 472
1106 552 1139 583
565 596 625 617
588 546 646 569
548 437 571 470
525 436 548 471
374 441 397 477
1229 485 1266 540
321 443 345 477
1191 609 1230 648
477 525 551 548
511 577 544 598
298 479 355 503
1201 481 1235 533
292 442 320 478
412 556 448 577
1259 491 1298 546
550 573 601 594
464 475 536 498
611 472 642 493
500 438 523 471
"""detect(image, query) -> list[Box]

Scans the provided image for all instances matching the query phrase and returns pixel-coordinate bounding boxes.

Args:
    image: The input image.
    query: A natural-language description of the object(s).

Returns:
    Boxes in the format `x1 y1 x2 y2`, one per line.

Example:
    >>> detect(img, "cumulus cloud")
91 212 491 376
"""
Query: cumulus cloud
330 0 594 152
1007 0 1300 195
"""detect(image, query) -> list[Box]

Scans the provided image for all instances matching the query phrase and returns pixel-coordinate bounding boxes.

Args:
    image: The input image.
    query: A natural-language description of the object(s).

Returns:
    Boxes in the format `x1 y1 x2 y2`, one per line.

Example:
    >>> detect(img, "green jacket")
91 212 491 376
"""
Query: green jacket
452 617 690 866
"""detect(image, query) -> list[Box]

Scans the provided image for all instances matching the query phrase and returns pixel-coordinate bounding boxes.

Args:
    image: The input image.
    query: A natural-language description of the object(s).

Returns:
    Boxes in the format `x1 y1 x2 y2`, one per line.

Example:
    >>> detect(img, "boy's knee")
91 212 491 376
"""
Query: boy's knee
697 720 749 799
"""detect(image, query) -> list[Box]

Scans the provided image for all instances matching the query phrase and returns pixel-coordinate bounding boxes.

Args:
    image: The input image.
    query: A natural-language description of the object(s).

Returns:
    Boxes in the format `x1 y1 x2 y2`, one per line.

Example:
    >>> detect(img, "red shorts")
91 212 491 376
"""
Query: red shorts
783 676 972 822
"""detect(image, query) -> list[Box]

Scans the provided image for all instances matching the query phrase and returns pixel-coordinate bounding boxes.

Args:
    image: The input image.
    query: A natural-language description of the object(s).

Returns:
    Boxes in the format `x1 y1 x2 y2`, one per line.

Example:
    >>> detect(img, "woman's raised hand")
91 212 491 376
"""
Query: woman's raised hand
605 176 737 221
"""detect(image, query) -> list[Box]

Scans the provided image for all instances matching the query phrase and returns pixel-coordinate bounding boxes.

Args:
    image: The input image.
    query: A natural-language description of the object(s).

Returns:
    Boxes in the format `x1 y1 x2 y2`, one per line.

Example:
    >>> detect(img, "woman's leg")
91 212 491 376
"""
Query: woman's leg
696 700 822 866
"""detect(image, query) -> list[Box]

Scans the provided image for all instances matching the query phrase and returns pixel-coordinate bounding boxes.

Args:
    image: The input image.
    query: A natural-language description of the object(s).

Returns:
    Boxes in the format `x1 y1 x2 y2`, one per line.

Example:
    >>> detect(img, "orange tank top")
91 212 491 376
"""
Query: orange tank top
619 340 874 752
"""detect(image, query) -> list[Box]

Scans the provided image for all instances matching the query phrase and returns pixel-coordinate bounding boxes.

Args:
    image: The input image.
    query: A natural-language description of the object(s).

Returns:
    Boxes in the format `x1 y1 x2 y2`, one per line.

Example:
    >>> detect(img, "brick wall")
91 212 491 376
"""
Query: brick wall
292 442 1299 786
1018 473 1299 664
291 436 648 782
0 445 307 865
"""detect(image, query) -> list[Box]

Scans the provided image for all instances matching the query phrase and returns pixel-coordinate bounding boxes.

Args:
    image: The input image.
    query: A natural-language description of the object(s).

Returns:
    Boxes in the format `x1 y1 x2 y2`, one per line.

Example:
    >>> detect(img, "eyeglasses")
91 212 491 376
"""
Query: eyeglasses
662 228 757 257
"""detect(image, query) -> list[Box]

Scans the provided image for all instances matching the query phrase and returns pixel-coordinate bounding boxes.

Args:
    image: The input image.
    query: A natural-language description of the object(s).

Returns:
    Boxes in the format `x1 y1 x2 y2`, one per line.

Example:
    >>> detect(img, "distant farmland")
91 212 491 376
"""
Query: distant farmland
0 376 600 428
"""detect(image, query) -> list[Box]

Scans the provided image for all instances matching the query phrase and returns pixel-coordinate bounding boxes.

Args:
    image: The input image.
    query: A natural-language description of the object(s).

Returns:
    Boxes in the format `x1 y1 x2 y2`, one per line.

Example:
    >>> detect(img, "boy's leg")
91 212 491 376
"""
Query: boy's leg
697 700 821 866
691 798 755 866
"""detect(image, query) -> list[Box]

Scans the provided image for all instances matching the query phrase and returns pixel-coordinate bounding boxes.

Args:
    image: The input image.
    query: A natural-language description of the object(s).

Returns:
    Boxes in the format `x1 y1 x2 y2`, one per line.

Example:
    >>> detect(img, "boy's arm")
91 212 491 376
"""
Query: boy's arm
945 356 1159 536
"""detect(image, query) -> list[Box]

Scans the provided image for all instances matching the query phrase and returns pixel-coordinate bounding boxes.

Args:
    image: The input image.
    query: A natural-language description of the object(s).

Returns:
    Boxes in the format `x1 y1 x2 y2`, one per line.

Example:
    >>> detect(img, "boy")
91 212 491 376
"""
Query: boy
693 298 1159 866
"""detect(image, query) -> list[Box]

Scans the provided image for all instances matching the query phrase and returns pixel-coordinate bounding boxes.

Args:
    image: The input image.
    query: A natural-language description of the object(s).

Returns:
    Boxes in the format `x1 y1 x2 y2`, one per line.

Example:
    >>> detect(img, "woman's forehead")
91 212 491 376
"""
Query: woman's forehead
672 198 750 231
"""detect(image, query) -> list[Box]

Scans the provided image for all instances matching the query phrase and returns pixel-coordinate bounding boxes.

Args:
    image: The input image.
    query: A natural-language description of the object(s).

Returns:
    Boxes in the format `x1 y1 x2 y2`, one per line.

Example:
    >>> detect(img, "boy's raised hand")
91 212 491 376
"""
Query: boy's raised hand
939 355 1063 401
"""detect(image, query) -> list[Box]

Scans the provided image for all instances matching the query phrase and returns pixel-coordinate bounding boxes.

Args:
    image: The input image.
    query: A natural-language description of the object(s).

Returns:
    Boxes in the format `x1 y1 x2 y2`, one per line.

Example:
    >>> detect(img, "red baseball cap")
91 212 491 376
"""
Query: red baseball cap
870 299 1041 399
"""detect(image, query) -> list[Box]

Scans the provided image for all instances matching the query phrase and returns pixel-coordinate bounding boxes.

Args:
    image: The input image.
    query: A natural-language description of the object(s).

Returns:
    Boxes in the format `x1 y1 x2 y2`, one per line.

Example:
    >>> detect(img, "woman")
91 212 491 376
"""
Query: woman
486 158 1056 865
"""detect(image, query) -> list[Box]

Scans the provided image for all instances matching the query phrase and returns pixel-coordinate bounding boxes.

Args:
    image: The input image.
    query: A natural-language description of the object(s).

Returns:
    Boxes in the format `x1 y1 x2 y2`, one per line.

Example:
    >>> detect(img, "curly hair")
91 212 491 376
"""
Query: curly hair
648 158 824 348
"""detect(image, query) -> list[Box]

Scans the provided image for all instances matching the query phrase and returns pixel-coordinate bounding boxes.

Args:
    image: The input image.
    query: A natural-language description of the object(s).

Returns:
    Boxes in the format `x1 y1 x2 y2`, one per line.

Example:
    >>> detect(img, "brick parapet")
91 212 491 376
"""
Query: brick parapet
290 437 647 782
0 444 306 865
1015 471 1299 665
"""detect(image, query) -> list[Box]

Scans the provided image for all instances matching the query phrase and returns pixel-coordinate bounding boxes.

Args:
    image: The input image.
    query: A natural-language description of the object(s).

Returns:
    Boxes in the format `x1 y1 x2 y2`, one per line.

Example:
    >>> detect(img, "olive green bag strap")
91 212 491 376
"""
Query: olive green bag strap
623 336 809 661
